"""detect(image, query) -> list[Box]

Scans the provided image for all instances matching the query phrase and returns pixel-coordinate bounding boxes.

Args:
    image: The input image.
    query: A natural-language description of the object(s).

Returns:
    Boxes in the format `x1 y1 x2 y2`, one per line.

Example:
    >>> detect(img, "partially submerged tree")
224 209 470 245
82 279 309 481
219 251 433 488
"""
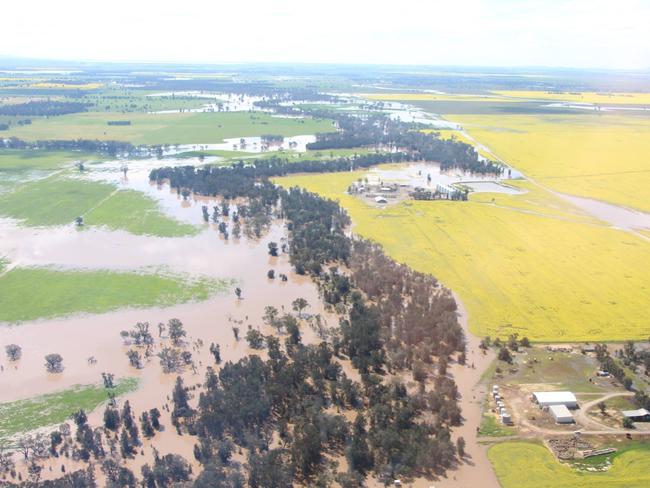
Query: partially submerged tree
5 343 22 361
45 353 64 373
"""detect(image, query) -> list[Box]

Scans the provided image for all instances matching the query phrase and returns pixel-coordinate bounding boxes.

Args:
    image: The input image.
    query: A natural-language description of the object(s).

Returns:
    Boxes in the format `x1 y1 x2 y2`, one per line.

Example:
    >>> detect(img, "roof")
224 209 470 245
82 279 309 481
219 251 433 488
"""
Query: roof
549 404 573 418
622 408 650 418
533 391 577 404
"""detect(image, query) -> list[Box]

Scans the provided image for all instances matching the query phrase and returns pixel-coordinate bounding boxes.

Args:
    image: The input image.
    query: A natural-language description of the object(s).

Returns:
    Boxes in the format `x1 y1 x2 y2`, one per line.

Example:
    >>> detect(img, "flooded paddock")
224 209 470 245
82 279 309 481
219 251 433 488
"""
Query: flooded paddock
559 193 650 232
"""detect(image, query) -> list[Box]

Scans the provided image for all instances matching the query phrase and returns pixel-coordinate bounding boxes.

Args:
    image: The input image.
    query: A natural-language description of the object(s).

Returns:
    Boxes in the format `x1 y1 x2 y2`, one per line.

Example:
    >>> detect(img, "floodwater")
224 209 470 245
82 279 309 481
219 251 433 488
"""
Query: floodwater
0 155 343 481
560 193 650 231
365 162 521 194
146 91 267 113
160 134 317 155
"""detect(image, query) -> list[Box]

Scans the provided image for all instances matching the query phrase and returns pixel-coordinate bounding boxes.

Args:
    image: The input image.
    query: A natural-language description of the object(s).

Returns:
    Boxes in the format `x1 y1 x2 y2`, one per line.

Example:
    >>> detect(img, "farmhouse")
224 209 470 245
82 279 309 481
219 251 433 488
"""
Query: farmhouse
549 404 574 424
532 391 578 409
622 408 650 422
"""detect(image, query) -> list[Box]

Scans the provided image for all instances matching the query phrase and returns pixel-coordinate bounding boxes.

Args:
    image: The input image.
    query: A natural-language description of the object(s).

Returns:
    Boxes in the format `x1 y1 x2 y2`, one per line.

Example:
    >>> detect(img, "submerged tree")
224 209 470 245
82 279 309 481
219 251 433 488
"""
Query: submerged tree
5 344 22 361
44 353 64 373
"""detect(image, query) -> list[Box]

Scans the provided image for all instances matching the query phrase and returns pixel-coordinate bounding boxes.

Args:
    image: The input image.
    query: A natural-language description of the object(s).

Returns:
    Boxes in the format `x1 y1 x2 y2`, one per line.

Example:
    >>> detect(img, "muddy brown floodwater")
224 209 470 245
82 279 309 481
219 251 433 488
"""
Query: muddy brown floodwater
1 157 501 486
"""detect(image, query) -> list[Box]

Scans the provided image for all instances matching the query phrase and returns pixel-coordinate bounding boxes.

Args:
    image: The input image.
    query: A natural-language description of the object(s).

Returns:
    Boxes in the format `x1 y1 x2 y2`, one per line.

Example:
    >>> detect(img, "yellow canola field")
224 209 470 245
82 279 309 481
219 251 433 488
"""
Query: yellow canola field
450 113 650 213
493 90 650 105
276 171 650 342
489 442 650 488
29 82 104 90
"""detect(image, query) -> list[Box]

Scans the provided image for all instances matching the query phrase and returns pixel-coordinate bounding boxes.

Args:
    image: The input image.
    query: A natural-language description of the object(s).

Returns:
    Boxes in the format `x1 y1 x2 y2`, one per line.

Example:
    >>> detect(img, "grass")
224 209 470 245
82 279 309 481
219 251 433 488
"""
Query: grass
447 113 650 212
276 170 650 341
3 111 336 145
502 350 607 393
478 414 516 437
0 265 232 323
0 174 198 237
0 149 97 171
0 377 138 443
84 188 198 237
489 441 650 487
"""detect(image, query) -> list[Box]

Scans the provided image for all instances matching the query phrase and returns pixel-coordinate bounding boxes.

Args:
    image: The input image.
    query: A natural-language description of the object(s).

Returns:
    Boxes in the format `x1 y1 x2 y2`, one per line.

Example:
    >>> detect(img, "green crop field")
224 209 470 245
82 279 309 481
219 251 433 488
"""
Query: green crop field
0 377 138 443
489 441 650 488
3 111 336 145
0 149 97 171
0 265 232 323
0 175 198 237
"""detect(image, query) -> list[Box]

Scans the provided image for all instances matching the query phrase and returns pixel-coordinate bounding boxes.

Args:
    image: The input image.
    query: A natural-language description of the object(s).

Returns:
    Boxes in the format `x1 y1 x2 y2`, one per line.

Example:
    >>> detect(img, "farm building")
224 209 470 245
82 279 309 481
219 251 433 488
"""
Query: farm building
622 408 650 422
374 196 388 204
532 391 578 409
549 405 574 424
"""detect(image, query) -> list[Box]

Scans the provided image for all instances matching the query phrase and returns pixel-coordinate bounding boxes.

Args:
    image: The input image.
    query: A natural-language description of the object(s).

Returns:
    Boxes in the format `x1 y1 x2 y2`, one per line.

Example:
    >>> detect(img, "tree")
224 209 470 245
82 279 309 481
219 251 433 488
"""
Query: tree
209 342 221 364
104 406 121 431
268 242 279 257
167 318 186 346
172 376 192 420
456 436 466 457
127 349 142 368
347 414 373 474
140 412 155 439
498 347 512 364
246 328 265 349
263 306 279 329
292 297 309 318
235 287 242 299
158 347 182 373
232 326 240 341
267 269 275 279
45 353 64 373
597 401 607 415
150 408 162 431
5 344 22 361
102 372 115 389
623 417 635 429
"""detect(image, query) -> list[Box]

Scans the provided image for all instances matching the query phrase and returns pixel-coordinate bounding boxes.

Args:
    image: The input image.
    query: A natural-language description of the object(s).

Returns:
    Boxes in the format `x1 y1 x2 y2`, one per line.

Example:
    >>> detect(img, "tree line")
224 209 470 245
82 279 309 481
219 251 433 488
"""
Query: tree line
0 101 89 117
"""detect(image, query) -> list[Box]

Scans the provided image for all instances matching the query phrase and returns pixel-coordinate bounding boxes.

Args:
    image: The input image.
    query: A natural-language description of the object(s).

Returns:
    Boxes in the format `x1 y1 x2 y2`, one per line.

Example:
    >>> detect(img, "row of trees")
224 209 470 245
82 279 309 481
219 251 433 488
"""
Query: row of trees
0 101 88 116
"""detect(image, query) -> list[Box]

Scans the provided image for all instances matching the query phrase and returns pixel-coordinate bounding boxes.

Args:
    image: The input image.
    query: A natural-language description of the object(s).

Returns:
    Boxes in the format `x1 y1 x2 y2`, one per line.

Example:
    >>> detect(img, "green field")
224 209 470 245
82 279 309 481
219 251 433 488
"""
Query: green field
0 174 197 237
478 414 516 437
0 377 138 443
0 265 232 323
489 441 650 487
0 149 97 171
3 111 336 145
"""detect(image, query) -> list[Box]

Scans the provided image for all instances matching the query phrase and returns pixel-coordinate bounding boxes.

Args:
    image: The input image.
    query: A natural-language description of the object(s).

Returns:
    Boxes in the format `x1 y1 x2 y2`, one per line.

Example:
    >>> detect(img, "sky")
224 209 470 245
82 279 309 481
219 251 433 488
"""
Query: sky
2 0 649 70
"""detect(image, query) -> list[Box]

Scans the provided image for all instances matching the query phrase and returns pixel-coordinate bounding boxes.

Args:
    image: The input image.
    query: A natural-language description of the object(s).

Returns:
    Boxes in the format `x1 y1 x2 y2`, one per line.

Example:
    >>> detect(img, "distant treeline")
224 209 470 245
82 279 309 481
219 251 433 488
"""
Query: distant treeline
107 120 131 126
1 136 137 157
149 152 409 199
0 100 89 116
306 114 502 175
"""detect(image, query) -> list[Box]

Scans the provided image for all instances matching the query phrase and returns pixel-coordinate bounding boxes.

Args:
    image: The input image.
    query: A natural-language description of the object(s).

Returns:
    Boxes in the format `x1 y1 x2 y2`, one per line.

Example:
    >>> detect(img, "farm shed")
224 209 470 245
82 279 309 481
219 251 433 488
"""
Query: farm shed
532 391 578 409
622 408 650 422
374 196 388 204
549 404 574 424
